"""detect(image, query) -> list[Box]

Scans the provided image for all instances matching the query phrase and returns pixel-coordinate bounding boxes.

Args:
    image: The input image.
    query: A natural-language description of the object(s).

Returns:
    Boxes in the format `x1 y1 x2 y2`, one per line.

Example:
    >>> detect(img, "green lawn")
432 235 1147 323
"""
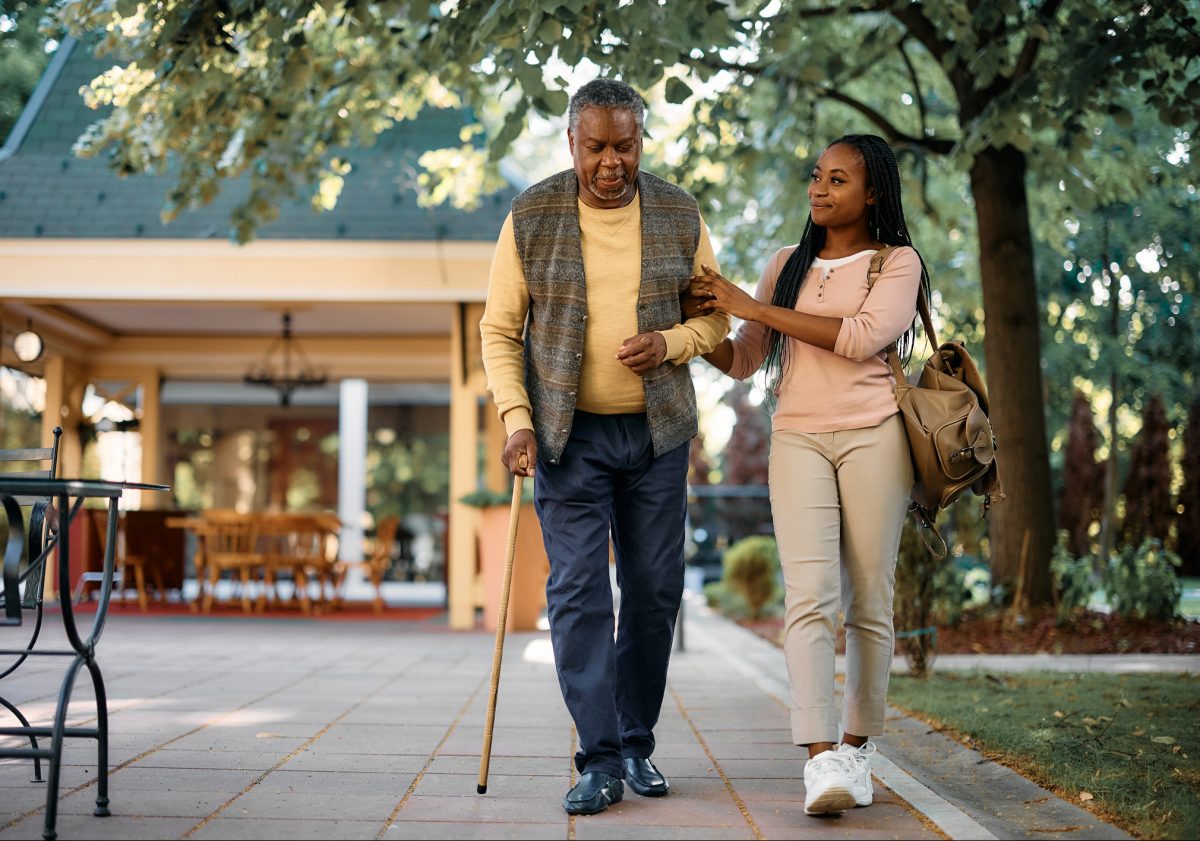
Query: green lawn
888 671 1200 840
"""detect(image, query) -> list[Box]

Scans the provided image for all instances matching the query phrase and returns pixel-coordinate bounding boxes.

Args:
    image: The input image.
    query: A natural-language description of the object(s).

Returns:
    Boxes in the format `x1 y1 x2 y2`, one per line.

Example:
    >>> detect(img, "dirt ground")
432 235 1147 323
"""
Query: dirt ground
739 608 1200 655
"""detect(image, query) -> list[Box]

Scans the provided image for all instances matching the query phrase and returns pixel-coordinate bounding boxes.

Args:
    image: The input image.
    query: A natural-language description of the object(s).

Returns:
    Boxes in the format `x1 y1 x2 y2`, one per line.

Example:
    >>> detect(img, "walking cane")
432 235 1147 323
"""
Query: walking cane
477 454 527 794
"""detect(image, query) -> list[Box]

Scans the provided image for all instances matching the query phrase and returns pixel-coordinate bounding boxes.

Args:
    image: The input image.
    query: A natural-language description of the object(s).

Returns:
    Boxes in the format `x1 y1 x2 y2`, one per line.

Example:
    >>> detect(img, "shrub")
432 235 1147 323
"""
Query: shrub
1103 538 1183 621
720 535 780 620
1050 530 1099 625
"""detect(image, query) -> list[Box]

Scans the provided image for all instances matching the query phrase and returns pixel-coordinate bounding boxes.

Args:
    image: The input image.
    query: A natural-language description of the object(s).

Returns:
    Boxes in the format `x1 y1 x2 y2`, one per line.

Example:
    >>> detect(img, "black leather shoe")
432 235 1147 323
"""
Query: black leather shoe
563 770 624 815
623 757 670 797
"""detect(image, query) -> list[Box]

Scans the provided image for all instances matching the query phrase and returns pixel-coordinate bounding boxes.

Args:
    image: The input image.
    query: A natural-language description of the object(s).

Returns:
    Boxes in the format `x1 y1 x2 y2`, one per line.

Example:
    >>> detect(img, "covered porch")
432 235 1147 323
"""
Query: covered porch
1 241 512 628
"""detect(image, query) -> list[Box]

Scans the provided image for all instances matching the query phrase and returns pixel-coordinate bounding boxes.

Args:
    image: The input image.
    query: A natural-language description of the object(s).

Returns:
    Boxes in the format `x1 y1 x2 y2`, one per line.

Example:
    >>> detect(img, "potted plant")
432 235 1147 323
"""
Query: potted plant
460 484 548 632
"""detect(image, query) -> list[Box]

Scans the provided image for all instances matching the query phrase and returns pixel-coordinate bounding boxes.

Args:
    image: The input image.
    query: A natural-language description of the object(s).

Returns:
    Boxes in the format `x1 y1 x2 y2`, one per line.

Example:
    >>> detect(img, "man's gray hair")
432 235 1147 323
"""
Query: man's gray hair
568 79 645 133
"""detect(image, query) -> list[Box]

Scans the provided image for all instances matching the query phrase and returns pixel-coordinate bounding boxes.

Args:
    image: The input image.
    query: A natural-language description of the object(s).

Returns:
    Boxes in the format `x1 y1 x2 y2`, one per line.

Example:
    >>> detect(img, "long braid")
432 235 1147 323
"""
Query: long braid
761 134 932 399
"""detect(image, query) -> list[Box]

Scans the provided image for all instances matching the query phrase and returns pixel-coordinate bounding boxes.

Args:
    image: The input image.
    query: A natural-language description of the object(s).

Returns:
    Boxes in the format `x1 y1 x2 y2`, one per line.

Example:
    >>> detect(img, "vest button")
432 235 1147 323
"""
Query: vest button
568 391 575 396
560 428 567 433
582 315 588 321
575 352 582 359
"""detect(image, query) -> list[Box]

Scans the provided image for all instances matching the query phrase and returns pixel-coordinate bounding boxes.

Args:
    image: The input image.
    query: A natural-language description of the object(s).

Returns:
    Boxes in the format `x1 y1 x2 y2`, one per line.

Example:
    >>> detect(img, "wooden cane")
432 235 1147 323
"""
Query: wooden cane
477 454 527 794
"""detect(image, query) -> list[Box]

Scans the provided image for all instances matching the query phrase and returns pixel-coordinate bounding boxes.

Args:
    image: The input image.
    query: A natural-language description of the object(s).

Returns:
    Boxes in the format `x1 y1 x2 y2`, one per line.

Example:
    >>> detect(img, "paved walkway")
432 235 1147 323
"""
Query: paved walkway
1 595 1169 840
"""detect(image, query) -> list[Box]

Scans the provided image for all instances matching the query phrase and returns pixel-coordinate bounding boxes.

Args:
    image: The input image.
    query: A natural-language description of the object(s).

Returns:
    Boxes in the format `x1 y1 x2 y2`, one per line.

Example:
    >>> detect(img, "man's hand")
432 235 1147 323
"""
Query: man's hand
502 429 537 477
680 284 708 320
616 332 668 375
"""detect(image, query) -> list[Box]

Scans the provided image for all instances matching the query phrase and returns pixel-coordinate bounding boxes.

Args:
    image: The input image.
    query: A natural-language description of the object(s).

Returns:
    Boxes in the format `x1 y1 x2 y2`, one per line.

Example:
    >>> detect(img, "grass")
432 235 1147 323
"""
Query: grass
887 671 1200 839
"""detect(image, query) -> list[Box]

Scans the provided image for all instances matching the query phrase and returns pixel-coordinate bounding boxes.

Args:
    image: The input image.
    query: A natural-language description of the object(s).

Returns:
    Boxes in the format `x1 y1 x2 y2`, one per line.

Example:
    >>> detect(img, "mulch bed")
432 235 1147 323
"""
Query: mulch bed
738 608 1200 655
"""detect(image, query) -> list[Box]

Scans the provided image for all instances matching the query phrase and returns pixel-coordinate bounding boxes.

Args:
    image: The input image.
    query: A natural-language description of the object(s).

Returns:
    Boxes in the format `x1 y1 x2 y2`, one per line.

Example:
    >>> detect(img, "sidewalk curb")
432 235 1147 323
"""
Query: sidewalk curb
681 598 1133 840
684 601 996 840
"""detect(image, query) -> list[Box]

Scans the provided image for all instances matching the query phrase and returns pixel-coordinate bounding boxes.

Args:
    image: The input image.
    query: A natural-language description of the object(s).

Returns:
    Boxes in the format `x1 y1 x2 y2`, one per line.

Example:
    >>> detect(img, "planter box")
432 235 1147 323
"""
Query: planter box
478 502 549 632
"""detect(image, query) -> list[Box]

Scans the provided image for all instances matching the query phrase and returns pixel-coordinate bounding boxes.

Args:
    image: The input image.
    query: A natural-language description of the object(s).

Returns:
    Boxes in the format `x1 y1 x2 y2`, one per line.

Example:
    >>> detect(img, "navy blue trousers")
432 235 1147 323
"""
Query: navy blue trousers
535 411 689 778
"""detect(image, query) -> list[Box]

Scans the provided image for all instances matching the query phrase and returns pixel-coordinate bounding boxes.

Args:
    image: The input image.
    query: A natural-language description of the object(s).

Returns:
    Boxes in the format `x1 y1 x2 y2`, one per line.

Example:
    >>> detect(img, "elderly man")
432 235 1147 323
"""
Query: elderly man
480 78 729 815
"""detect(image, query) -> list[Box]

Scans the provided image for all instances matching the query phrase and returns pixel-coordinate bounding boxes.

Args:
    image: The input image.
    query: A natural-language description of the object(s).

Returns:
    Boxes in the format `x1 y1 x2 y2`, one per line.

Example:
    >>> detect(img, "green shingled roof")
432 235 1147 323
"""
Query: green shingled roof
0 38 518 242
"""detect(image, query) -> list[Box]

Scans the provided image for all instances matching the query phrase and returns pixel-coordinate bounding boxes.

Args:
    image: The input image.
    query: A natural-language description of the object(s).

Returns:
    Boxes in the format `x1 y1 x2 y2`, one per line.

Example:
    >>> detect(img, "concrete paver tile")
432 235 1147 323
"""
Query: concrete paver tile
282 751 429 775
573 823 757 840
130 749 290 771
710 758 805 779
427 755 571 777
254 770 407 796
379 821 565 839
587 793 745 828
58 788 231 818
100 767 260 792
413 772 564 798
394 793 566 824
165 731 311 754
700 740 803 761
191 817 382 840
218 790 399 822
0 814 196 840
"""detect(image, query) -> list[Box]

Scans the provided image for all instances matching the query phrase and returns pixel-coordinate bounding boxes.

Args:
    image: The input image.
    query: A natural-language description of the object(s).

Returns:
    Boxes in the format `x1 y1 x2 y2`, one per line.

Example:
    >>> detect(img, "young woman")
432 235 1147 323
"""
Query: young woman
689 134 928 815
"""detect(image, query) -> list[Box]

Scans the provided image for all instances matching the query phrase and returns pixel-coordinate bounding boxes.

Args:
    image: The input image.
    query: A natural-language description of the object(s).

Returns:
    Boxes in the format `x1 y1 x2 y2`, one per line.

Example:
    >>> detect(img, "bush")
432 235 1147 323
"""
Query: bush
1050 530 1099 625
1103 538 1183 621
718 535 780 620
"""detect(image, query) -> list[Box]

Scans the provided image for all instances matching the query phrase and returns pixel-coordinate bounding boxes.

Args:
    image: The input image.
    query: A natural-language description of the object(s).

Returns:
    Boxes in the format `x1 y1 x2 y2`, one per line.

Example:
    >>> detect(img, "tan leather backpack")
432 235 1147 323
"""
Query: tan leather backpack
868 247 1003 556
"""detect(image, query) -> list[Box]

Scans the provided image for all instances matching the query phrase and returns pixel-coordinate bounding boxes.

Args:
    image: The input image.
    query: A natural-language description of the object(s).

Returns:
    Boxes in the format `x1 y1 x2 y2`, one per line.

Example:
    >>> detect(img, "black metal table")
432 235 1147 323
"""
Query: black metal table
0 478 169 841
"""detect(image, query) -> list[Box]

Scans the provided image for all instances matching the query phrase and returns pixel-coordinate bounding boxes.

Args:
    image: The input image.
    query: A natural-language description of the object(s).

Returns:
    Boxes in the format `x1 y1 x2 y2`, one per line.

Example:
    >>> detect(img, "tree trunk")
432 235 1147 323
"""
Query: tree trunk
969 145 1055 605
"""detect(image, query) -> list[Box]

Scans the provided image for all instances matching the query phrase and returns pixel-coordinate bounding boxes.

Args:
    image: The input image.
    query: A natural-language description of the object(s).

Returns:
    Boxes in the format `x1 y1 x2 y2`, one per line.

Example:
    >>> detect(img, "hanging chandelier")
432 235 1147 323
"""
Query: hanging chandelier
243 312 327 406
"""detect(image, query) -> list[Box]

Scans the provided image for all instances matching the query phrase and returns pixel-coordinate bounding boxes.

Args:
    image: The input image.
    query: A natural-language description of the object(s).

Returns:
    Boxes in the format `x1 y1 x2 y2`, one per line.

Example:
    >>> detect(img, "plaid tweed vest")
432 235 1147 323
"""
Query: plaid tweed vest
511 169 701 464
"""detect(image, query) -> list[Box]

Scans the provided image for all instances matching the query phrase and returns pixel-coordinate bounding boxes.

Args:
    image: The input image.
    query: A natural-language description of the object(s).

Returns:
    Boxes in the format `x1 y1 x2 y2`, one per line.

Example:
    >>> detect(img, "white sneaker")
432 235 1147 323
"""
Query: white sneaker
803 749 858 815
837 741 876 807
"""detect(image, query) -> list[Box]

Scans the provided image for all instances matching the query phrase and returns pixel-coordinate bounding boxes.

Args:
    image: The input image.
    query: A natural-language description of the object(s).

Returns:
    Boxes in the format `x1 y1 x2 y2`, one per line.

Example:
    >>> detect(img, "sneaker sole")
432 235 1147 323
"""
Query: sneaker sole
804 784 857 815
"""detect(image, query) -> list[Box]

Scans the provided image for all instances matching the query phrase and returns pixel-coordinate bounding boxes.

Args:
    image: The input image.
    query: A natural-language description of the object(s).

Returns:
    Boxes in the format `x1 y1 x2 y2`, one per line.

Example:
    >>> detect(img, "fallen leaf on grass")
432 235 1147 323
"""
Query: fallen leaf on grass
1082 716 1100 726
1151 735 1176 745
1079 792 1095 802
1054 710 1066 718
1132 728 1146 736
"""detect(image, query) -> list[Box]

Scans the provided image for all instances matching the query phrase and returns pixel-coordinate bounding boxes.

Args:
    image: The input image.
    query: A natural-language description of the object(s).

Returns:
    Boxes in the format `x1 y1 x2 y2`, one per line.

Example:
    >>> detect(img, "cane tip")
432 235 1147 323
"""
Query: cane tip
477 784 487 794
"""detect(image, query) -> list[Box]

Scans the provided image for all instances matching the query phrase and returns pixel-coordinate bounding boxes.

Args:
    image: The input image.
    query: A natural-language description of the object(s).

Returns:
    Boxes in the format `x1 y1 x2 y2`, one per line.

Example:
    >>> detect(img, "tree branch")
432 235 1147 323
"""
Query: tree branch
693 54 956 155
890 3 951 63
898 38 929 144
818 86 956 154
749 2 889 23
1012 0 1066 82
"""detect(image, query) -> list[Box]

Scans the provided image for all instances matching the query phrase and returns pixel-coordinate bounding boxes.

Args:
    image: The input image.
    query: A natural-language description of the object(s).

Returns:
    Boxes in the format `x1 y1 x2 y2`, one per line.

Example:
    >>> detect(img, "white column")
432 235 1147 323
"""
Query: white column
338 378 369 563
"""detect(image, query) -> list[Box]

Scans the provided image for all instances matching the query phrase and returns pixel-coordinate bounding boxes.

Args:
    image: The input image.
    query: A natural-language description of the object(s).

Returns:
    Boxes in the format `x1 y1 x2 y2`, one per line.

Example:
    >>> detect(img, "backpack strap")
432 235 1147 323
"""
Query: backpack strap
867 246 938 351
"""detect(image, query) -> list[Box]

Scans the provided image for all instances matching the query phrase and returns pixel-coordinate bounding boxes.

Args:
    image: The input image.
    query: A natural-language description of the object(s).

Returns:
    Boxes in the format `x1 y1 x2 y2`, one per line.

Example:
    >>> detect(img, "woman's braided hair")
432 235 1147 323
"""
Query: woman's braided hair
760 133 932 398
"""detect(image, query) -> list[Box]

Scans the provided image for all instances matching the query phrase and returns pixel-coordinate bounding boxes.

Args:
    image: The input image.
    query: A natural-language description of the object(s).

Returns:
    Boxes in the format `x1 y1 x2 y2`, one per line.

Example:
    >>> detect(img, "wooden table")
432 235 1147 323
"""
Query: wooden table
167 512 342 614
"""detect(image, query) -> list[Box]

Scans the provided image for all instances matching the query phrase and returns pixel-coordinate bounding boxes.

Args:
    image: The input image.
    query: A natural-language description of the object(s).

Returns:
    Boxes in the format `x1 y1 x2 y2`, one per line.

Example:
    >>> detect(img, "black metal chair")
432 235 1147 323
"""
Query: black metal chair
0 426 62 785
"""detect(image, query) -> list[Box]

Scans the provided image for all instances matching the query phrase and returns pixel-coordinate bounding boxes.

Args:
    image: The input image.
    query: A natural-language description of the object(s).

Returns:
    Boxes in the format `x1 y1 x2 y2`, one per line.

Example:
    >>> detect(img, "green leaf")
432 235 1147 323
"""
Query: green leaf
665 77 693 104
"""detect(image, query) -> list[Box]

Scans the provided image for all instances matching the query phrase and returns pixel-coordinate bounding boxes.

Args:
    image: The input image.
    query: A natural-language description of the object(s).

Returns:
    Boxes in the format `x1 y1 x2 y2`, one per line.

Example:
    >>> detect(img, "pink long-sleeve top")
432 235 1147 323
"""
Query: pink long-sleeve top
727 245 922 433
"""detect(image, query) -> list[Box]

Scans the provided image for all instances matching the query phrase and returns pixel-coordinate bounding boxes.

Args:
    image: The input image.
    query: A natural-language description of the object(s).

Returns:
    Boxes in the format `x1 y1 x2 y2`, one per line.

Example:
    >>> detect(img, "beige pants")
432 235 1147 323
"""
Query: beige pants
769 414 913 745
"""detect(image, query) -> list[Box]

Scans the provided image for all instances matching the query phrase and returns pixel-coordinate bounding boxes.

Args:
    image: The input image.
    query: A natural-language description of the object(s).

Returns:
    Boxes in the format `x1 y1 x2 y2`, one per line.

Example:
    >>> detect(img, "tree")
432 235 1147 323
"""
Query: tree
1121 395 1174 549
1177 399 1200 575
50 0 1200 602
0 1 54 144
1059 391 1104 558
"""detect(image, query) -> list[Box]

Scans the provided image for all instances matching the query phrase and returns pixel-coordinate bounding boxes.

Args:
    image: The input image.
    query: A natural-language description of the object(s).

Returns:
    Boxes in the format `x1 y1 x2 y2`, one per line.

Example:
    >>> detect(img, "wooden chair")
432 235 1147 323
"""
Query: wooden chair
258 513 322 614
336 514 399 614
198 511 261 614
91 512 166 612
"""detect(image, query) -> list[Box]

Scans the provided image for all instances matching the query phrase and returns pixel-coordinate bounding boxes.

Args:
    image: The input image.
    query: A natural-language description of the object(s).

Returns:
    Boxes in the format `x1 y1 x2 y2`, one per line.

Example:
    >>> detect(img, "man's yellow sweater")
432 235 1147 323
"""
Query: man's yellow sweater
480 192 729 437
